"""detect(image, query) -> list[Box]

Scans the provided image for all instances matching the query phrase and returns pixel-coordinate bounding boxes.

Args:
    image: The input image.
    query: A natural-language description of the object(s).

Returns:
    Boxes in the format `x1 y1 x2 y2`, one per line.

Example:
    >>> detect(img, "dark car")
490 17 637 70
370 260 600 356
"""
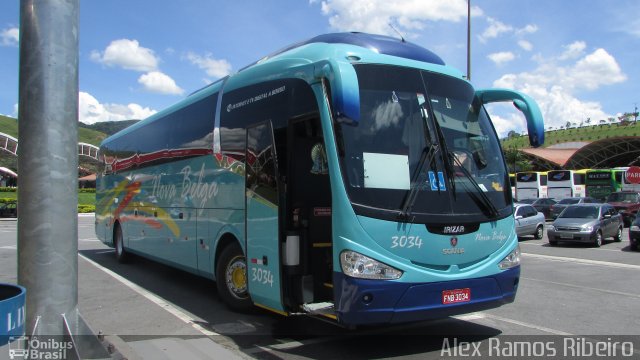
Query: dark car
606 191 640 227
517 198 557 219
547 203 623 247
549 197 598 219
629 217 640 251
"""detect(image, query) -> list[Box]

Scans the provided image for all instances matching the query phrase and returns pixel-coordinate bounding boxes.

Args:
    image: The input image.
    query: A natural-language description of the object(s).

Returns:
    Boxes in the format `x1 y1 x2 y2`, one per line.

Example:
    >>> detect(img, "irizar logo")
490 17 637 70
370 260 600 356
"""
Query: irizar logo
442 225 465 234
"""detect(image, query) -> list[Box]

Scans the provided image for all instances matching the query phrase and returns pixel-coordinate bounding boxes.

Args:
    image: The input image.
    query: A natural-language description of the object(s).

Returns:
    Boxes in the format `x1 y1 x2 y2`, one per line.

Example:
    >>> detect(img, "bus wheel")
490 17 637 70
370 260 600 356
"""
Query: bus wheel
114 224 129 263
216 242 252 311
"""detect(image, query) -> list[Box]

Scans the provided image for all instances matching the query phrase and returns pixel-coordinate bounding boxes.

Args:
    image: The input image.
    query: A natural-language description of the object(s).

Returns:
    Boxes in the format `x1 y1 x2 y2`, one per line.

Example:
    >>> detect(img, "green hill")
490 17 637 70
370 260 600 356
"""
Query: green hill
79 119 138 136
500 121 640 149
0 115 108 146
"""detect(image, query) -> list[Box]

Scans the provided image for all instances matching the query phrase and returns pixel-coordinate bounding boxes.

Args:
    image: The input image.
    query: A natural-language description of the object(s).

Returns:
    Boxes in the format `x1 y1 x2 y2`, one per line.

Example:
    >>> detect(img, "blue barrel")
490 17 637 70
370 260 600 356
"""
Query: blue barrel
0 283 26 345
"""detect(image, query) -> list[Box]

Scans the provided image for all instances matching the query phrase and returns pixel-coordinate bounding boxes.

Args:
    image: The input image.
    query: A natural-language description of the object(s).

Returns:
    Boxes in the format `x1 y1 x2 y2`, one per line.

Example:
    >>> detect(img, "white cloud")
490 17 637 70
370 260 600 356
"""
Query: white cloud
478 17 512 43
515 24 538 36
491 45 627 134
12 103 18 118
317 0 483 37
559 41 586 60
1 27 18 47
137 71 184 95
487 51 515 66
518 40 533 51
90 39 159 72
484 105 528 138
478 18 537 44
79 92 157 124
185 52 232 80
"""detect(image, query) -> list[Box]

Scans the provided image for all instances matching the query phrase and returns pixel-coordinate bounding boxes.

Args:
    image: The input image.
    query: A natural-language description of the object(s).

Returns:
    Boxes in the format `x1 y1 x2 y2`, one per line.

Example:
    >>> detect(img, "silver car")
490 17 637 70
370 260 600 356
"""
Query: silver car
547 203 623 247
514 203 545 239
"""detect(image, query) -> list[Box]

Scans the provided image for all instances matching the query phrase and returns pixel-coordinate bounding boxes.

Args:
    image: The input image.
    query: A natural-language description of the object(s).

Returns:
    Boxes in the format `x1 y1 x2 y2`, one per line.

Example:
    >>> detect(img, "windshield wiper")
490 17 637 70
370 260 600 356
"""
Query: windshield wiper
431 115 456 194
449 151 500 218
398 143 439 221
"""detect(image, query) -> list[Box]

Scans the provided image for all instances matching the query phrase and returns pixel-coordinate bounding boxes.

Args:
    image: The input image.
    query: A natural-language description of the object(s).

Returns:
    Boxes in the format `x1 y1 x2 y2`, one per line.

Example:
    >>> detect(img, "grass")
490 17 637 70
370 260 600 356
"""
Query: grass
0 115 107 146
501 121 640 149
0 191 95 207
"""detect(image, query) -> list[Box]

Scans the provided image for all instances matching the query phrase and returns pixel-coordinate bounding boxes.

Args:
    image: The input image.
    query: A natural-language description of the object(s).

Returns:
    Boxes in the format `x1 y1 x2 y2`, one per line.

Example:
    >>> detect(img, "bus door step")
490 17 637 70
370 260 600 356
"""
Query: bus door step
302 302 334 315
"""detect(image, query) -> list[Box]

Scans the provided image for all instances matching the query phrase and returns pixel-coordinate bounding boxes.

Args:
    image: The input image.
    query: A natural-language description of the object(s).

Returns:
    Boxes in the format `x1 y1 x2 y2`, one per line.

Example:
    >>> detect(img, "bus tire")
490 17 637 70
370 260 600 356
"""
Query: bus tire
114 223 129 263
216 242 253 311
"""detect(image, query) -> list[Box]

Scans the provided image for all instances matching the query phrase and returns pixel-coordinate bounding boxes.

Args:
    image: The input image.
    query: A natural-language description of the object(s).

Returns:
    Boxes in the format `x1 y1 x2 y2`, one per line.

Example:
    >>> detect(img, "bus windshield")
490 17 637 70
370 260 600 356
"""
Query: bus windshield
335 64 510 223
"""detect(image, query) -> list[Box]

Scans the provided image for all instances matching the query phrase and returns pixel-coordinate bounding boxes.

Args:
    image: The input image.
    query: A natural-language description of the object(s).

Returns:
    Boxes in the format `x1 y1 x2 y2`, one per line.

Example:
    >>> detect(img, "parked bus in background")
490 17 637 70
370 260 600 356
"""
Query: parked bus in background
547 169 588 199
585 168 624 202
95 32 544 326
515 171 548 200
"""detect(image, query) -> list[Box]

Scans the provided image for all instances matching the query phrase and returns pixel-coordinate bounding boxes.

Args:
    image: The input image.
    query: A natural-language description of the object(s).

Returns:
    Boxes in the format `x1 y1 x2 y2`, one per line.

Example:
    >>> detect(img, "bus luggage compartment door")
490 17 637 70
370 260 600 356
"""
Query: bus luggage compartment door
245 121 285 313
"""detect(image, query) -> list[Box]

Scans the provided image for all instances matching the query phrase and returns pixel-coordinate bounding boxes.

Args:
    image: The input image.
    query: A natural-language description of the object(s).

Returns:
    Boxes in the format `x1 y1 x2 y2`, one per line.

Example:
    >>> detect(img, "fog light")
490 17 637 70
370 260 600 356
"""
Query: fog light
362 293 373 304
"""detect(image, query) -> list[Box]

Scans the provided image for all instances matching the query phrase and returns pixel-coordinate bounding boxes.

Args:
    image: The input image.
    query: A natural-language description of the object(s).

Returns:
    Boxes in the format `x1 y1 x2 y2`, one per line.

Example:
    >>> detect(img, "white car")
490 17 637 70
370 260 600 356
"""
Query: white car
514 203 546 239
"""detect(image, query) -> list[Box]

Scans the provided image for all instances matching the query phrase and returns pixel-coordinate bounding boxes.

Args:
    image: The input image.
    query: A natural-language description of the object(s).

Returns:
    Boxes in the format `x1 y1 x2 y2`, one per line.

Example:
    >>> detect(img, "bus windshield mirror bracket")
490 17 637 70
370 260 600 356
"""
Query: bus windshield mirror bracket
475 88 545 148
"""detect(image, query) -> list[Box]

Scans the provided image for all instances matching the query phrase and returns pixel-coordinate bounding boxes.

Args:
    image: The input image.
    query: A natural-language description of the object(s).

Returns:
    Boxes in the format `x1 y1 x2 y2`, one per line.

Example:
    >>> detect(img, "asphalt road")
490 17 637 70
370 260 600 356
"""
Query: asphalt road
1 216 639 359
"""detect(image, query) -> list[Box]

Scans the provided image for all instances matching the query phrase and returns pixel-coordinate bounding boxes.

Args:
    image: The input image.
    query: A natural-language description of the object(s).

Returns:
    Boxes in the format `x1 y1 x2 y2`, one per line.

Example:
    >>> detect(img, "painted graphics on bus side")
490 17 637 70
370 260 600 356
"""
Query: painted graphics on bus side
96 155 245 239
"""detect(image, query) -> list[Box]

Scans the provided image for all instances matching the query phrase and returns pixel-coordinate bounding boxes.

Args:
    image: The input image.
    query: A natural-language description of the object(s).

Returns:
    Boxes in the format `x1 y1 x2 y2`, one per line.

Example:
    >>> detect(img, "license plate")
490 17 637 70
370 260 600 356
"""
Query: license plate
561 234 574 239
442 288 471 304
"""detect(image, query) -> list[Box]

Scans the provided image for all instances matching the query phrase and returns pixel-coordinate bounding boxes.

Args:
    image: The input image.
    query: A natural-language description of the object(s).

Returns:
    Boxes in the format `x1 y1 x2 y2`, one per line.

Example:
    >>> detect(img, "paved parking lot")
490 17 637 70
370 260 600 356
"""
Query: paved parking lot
1 216 639 359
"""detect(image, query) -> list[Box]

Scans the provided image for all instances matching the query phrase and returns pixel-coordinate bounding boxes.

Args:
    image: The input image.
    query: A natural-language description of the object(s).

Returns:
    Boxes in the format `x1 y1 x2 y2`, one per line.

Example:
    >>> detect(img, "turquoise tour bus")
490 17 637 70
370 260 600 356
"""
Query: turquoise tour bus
96 32 544 326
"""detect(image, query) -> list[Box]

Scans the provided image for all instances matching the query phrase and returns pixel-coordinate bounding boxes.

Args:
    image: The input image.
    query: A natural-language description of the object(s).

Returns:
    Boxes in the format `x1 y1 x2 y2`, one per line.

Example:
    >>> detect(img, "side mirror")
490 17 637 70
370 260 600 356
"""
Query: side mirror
604 214 612 219
476 88 545 148
316 60 360 124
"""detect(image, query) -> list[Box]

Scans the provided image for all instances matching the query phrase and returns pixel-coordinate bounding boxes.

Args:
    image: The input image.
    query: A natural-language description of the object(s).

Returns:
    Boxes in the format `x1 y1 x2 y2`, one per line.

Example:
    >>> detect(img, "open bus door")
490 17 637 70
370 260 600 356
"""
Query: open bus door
245 121 286 314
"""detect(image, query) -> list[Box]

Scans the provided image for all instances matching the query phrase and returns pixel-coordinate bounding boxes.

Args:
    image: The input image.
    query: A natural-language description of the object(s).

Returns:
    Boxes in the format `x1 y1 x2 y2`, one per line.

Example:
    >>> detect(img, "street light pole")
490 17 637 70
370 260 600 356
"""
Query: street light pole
467 0 471 81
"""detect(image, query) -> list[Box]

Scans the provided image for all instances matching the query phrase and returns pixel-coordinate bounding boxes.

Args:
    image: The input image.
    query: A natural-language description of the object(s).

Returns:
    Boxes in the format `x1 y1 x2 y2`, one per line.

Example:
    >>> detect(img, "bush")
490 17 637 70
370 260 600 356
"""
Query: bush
79 188 96 193
78 205 95 213
0 187 16 193
0 198 16 204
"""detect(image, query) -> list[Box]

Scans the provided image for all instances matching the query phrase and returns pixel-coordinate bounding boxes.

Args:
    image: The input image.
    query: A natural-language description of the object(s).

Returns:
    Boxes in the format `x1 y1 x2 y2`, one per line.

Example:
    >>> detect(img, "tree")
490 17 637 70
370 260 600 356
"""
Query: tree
507 130 518 138
566 121 572 129
503 148 533 173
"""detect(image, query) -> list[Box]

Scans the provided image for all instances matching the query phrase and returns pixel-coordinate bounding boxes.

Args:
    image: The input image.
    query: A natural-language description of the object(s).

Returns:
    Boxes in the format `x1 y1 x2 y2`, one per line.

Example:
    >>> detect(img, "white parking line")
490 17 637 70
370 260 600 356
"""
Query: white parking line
523 252 640 270
0 245 16 250
78 253 220 337
520 242 624 252
522 277 640 298
482 314 573 335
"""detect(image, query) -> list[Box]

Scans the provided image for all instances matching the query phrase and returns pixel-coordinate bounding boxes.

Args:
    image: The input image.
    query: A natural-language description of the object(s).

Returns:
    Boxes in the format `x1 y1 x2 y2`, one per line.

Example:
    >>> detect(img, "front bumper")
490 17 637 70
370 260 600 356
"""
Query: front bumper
333 266 520 326
547 230 596 243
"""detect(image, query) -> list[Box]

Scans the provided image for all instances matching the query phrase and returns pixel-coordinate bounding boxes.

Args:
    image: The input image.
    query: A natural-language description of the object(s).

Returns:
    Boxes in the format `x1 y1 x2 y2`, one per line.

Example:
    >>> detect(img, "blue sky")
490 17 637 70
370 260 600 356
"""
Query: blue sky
1 0 639 137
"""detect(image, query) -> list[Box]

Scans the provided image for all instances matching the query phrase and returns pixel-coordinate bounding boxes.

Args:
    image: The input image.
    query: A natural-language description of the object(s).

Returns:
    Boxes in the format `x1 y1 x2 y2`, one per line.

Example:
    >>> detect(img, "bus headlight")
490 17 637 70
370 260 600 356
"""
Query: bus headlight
498 246 521 270
340 250 403 280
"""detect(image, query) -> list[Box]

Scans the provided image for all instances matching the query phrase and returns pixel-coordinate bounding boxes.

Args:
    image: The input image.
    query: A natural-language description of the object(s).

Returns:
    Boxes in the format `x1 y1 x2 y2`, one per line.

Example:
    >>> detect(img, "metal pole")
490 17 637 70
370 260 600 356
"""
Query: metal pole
467 0 471 81
17 0 79 335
